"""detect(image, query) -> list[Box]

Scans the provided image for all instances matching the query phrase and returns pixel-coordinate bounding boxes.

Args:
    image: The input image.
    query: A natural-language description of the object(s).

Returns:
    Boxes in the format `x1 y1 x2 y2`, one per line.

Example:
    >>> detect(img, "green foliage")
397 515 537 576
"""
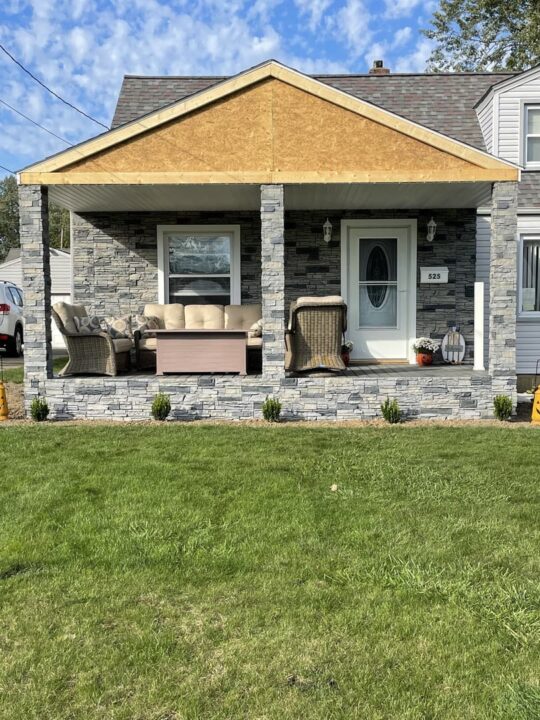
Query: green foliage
151 393 171 421
423 0 540 71
30 396 49 422
0 174 70 262
493 394 513 421
0 175 19 262
262 396 282 422
381 397 402 424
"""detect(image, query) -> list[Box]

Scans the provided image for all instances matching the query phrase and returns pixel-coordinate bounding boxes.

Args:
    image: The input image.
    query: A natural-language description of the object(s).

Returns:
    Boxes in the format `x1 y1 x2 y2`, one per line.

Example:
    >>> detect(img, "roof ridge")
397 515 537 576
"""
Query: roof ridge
122 71 517 80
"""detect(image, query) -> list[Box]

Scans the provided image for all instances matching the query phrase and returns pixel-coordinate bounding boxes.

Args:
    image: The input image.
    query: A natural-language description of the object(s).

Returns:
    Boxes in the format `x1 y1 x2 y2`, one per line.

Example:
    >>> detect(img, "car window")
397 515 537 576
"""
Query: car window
8 287 22 307
15 288 23 306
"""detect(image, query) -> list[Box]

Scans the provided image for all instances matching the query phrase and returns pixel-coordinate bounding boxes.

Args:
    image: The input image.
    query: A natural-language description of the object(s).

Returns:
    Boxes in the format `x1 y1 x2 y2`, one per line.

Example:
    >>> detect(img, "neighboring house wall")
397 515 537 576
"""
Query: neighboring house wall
0 249 71 348
73 208 477 361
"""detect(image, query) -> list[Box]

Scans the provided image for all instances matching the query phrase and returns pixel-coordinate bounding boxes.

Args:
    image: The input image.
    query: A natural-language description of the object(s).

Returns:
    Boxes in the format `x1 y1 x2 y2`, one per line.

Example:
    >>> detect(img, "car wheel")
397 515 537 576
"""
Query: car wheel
9 326 23 357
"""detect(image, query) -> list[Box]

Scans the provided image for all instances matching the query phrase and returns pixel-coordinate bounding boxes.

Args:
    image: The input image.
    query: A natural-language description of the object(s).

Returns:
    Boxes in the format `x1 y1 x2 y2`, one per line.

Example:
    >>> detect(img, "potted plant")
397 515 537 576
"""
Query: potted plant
341 340 354 366
412 337 440 366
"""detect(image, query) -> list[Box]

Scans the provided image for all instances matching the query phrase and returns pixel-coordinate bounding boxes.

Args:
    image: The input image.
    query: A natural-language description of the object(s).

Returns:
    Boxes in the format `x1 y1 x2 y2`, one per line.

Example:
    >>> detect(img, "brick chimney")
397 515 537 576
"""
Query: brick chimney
369 60 390 75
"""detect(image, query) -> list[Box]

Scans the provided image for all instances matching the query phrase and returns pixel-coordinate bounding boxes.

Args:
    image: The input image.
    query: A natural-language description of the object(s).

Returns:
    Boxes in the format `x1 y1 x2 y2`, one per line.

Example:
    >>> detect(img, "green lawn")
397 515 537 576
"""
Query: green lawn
0 425 539 719
2 357 67 384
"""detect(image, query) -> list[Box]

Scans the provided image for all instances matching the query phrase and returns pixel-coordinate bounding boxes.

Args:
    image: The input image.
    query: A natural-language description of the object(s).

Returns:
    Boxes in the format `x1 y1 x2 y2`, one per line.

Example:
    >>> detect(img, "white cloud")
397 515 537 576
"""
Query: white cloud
393 37 434 72
294 0 333 31
384 0 421 19
393 26 412 48
333 0 373 57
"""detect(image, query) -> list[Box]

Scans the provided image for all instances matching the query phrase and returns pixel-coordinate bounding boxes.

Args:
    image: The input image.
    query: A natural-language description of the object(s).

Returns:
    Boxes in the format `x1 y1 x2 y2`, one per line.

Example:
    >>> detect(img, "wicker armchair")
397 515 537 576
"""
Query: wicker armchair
52 302 131 377
285 296 347 373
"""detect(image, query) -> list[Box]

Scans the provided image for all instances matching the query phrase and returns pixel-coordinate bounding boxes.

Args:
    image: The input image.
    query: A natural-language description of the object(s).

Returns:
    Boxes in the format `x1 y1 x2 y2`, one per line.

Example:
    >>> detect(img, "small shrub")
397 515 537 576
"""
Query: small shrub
493 394 512 421
30 396 49 422
151 393 171 421
262 396 282 422
381 397 402 424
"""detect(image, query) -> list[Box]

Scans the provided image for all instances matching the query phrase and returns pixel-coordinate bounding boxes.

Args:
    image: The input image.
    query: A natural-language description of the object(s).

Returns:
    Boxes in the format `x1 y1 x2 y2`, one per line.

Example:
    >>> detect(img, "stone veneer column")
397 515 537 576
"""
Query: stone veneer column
489 181 518 379
260 184 286 378
19 185 53 404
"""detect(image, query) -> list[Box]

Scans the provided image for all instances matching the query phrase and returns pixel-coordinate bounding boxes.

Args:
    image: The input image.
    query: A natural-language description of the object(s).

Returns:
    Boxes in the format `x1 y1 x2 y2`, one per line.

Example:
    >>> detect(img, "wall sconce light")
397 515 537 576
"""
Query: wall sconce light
427 217 437 243
323 217 333 244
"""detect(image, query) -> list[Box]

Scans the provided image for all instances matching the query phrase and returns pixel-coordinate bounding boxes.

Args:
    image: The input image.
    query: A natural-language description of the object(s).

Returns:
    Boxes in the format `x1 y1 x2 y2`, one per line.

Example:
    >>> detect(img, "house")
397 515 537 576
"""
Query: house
16 59 531 420
0 247 71 348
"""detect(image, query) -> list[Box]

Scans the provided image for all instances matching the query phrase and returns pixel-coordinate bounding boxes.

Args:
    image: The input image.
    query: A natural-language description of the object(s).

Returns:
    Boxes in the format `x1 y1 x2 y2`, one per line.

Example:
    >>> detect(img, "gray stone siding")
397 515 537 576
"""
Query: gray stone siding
489 182 518 405
260 185 286 378
284 209 477 361
19 185 53 404
42 370 510 422
72 210 262 316
73 208 477 359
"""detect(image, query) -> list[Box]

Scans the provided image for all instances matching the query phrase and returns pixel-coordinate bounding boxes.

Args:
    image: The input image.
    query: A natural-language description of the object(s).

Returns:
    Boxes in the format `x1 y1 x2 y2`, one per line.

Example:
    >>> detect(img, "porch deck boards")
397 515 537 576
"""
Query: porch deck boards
342 363 478 377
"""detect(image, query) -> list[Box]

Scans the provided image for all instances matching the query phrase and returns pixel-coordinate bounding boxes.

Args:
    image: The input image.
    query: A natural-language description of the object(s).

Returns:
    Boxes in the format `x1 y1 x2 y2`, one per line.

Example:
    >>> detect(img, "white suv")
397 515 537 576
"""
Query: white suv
0 281 24 357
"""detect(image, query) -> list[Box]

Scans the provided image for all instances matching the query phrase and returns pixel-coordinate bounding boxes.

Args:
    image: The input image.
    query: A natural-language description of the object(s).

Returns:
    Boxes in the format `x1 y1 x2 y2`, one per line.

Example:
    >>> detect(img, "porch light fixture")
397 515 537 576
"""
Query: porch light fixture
323 217 333 244
427 217 437 243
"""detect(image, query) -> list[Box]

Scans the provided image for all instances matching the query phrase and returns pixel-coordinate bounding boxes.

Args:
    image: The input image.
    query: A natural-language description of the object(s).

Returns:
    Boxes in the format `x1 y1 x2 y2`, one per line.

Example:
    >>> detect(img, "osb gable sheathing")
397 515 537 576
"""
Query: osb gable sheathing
61 79 476 177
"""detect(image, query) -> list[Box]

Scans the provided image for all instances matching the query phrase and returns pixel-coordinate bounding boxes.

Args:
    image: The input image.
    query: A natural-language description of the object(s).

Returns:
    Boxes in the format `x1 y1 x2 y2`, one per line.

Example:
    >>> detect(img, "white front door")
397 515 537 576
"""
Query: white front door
342 221 416 362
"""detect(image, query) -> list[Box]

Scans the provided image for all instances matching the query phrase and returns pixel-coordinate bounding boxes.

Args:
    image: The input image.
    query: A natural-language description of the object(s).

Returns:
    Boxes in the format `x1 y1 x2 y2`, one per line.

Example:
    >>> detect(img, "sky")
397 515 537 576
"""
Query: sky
0 0 438 174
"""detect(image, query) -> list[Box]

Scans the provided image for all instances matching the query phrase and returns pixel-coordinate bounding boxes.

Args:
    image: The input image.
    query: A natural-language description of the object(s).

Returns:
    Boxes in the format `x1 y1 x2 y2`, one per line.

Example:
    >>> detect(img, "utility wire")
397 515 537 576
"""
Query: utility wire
0 98 72 145
0 42 109 130
0 163 14 174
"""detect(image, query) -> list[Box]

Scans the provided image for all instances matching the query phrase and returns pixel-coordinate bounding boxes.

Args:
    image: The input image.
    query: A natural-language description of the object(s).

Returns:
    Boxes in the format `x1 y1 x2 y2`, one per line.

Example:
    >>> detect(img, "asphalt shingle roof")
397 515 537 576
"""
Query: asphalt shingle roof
111 71 516 151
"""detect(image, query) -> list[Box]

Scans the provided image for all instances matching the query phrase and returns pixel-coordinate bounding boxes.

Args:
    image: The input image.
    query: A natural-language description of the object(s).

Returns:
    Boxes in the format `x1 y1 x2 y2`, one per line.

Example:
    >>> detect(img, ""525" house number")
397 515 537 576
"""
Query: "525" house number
420 267 449 284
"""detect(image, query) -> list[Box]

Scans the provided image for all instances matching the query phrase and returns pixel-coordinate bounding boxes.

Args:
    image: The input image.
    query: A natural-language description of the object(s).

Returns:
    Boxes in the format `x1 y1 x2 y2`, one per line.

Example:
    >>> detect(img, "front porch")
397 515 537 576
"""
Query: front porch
17 62 520 420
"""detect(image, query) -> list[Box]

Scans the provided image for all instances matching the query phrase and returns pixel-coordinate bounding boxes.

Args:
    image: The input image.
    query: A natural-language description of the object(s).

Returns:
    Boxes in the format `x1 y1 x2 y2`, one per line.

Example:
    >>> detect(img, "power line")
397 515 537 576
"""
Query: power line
0 42 109 130
0 163 14 174
0 98 72 145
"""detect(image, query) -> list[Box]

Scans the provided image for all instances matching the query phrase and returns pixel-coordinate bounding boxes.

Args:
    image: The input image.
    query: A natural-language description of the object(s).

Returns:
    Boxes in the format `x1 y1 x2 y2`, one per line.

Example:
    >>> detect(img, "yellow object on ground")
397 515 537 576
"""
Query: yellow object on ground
531 386 540 425
0 381 9 421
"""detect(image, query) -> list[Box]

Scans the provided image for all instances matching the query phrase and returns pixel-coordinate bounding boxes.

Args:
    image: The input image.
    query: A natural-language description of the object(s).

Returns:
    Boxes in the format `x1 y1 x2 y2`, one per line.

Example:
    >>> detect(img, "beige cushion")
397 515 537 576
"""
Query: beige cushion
185 304 224 329
112 338 133 353
143 304 185 330
53 302 88 335
143 304 165 328
224 304 262 331
247 336 263 348
163 304 185 329
295 295 345 308
139 336 157 351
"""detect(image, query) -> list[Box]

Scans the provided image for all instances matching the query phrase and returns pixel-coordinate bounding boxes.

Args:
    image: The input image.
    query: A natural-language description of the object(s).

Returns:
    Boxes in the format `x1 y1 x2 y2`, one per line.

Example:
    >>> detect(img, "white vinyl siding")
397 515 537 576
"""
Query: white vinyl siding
488 67 540 165
516 216 540 373
0 249 71 294
476 99 494 153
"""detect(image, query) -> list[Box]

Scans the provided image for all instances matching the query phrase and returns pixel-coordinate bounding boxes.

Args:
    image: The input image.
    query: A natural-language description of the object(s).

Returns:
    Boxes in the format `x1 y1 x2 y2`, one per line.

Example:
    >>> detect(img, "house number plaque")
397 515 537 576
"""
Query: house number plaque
420 267 449 284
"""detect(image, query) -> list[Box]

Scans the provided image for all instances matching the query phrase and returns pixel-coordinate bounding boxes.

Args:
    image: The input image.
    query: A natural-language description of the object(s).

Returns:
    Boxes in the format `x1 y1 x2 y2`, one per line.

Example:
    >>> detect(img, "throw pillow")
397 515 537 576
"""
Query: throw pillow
74 315 102 335
248 319 263 338
132 315 161 336
102 315 132 339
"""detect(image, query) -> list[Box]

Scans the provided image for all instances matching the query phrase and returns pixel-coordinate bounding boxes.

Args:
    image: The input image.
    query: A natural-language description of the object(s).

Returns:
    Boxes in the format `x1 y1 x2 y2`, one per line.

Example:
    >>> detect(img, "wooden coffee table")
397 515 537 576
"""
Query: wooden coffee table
154 329 247 375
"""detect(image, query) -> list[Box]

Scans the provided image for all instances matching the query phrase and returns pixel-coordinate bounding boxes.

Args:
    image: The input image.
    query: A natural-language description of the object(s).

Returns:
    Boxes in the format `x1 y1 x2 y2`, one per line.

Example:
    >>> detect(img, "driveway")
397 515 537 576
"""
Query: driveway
1 349 67 369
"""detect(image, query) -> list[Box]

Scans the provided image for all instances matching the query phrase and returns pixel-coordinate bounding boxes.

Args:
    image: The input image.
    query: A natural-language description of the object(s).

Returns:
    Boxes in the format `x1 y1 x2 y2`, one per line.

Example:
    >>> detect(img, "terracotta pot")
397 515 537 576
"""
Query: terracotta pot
416 352 433 366
341 351 350 367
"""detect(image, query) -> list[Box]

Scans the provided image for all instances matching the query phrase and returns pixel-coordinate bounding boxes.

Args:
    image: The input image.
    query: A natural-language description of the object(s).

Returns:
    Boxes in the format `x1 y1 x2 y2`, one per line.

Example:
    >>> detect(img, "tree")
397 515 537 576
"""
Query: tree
423 0 540 71
0 174 70 262
0 175 19 262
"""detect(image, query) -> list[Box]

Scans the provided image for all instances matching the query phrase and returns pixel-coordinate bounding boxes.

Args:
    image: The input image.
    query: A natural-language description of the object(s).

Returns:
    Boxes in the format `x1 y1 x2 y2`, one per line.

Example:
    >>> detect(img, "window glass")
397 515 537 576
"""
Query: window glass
8 287 22 307
522 239 540 312
164 230 236 305
526 107 540 164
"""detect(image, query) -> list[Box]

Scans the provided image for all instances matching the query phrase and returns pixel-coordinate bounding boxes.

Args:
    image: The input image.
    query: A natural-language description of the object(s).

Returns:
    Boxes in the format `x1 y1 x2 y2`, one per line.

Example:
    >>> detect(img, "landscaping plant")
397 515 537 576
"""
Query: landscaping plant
151 393 171 421
30 396 49 422
493 394 512 421
262 396 282 422
381 397 402 424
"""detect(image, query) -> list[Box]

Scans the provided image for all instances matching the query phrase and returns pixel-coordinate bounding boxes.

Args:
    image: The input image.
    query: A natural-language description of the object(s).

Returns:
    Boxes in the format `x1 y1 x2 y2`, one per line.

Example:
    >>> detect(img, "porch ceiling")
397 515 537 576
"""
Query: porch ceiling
50 182 492 212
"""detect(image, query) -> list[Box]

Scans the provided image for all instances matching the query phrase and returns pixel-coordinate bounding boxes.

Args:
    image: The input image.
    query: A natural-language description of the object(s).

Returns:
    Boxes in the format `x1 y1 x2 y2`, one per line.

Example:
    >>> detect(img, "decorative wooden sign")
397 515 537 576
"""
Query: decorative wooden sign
420 267 449 283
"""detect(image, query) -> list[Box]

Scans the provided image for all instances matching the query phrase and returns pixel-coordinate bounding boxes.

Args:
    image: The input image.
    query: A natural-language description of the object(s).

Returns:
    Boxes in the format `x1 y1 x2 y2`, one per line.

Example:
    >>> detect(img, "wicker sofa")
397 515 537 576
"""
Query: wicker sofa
285 296 347 373
135 303 263 370
52 302 132 376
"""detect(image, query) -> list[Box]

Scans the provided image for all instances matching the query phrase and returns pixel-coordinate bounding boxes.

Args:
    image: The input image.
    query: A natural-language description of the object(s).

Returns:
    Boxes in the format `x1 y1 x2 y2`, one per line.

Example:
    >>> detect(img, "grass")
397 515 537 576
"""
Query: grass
2 356 66 384
0 424 539 719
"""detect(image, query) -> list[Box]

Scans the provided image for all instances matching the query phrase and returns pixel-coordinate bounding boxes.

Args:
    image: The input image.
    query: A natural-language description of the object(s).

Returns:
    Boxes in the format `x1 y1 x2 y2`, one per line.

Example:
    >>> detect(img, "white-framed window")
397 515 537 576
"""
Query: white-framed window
519 235 540 315
524 105 540 168
157 225 241 305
